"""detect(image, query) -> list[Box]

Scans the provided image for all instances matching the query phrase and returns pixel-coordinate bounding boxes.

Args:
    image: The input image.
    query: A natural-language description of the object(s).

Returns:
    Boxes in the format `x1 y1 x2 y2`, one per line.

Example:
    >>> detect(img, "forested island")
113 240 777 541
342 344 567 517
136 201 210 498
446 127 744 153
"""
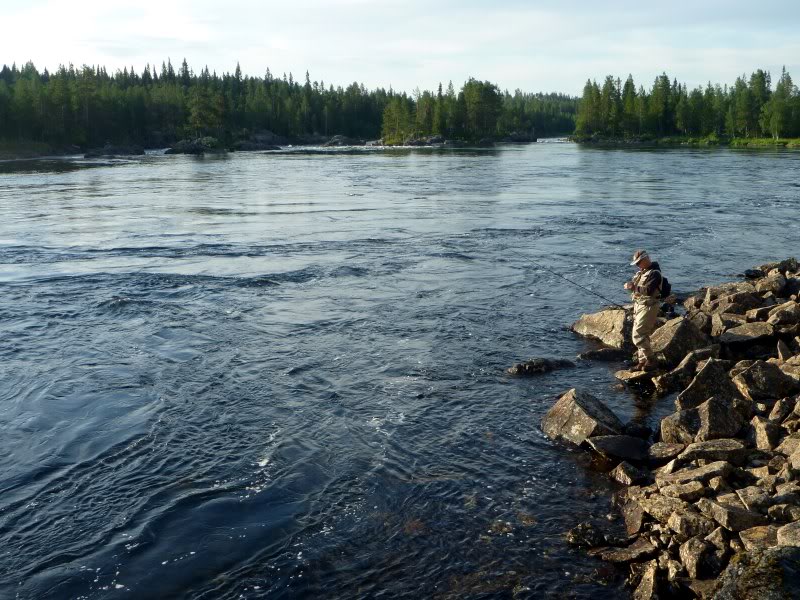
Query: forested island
574 68 800 146
0 59 576 157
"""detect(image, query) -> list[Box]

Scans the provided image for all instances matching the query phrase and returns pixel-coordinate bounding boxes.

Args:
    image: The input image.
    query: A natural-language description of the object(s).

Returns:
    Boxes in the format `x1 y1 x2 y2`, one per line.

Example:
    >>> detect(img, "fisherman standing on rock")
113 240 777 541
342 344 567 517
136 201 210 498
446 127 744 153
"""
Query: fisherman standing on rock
624 249 669 372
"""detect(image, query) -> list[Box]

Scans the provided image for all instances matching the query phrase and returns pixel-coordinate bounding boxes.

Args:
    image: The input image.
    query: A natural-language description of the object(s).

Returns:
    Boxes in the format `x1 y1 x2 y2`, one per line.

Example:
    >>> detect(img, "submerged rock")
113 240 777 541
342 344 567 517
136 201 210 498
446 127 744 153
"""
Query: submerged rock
540 388 623 446
587 435 649 462
506 357 574 376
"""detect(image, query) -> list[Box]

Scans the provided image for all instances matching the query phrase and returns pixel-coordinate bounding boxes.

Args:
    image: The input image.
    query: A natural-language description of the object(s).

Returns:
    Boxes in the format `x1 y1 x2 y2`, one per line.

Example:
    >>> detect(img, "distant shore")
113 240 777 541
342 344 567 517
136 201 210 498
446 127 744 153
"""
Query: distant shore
570 134 800 148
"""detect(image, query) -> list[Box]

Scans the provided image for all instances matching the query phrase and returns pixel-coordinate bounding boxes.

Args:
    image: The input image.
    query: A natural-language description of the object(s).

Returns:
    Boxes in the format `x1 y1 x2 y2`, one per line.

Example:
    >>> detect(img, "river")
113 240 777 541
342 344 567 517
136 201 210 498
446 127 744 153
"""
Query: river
1 143 798 599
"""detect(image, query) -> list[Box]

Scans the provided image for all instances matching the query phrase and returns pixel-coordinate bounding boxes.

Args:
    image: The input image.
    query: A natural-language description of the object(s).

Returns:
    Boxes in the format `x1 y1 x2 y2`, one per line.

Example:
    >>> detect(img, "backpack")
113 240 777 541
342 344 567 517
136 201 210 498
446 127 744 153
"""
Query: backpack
659 272 672 299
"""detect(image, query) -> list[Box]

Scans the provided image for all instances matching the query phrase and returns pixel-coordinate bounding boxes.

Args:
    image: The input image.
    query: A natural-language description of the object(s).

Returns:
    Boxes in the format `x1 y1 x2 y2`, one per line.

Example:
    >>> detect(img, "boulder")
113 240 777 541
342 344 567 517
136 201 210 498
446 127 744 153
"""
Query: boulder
768 303 800 327
656 461 733 488
712 546 800 600
746 305 776 323
648 442 686 463
632 560 659 600
610 461 649 485
615 368 658 386
732 361 800 402
769 504 800 522
84 143 145 158
323 134 362 147
688 310 713 335
649 317 712 367
712 312 747 337
735 486 771 513
638 494 691 522
678 439 748 465
769 397 796 422
653 346 719 394
679 536 712 579
661 408 700 445
570 308 631 349
676 359 741 411
696 498 768 532
661 480 706 502
777 521 800 547
587 435 649 462
667 510 717 540
165 137 225 154
739 525 779 551
778 339 794 362
540 388 623 445
719 322 775 345
752 416 783 451
695 396 748 442
756 272 787 295
506 357 575 376
597 537 658 562
776 433 800 457
707 291 763 315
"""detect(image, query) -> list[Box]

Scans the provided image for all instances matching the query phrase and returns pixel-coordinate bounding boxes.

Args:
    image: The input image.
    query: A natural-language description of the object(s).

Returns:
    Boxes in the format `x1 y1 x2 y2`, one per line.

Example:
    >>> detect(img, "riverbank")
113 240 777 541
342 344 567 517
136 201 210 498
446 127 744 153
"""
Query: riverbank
546 258 800 598
571 134 800 148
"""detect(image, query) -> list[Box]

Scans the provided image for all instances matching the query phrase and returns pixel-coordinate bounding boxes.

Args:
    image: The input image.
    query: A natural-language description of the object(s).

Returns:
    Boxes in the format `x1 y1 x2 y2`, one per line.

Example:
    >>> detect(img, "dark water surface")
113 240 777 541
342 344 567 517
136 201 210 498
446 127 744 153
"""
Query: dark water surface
1 143 798 599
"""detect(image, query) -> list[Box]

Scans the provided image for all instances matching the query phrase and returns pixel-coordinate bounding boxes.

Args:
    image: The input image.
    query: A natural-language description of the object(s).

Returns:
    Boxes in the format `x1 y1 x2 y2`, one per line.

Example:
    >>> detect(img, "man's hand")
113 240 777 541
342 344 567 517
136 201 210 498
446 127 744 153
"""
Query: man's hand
624 282 633 291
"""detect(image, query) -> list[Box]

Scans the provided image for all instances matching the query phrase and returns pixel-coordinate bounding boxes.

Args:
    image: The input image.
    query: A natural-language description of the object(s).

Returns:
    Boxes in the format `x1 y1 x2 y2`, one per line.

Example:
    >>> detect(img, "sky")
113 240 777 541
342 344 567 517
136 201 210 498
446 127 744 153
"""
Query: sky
2 0 799 96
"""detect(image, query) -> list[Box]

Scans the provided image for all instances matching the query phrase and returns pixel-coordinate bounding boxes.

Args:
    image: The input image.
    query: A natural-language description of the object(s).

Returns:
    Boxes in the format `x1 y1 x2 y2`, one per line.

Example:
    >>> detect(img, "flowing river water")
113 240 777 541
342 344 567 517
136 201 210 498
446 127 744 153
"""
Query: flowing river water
1 143 798 599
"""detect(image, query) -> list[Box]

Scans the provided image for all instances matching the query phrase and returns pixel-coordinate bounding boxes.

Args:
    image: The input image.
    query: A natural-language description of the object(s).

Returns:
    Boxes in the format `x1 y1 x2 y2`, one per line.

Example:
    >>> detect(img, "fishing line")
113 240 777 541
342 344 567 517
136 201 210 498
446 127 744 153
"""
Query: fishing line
505 249 628 310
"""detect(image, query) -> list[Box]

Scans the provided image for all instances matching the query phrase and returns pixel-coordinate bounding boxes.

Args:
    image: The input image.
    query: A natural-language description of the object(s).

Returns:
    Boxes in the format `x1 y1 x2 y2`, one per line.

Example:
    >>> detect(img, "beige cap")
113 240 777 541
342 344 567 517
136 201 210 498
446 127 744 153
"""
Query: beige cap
630 249 649 266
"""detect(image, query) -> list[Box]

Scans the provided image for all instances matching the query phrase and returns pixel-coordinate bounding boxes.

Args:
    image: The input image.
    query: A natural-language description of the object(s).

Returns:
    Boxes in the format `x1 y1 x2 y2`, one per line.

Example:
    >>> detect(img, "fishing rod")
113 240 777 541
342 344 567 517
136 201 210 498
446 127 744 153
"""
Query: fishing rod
506 249 628 310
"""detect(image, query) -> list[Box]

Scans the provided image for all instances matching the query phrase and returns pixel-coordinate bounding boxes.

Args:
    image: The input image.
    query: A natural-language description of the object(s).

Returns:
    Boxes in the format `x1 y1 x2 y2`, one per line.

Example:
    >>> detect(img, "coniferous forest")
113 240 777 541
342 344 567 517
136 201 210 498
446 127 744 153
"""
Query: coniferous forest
574 68 800 142
0 59 576 150
2 59 799 152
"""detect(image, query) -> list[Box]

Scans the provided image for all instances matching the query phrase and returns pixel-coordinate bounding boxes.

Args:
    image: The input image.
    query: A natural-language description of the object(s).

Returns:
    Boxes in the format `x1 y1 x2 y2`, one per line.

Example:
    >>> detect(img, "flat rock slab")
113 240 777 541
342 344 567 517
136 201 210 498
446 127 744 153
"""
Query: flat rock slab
541 388 623 446
720 321 775 345
656 461 733 488
678 439 748 465
597 537 657 563
615 369 658 386
739 525 779 551
637 494 691 523
777 521 800 547
697 498 768 532
648 442 685 462
587 435 649 462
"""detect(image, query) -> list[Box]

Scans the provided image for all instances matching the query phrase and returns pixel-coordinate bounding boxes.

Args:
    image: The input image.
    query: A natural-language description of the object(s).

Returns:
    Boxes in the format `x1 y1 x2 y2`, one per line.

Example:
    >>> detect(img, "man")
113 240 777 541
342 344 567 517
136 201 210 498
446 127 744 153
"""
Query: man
623 249 664 371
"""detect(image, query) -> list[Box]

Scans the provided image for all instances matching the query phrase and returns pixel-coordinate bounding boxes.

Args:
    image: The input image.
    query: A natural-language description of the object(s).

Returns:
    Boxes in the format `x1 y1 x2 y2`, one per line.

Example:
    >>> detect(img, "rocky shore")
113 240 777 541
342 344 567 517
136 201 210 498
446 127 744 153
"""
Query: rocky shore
542 258 800 598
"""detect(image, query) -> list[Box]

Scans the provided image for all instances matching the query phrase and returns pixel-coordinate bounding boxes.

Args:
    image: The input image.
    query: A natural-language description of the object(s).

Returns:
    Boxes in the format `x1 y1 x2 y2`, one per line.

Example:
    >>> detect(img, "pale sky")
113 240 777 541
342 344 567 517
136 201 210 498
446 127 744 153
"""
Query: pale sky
2 0 799 96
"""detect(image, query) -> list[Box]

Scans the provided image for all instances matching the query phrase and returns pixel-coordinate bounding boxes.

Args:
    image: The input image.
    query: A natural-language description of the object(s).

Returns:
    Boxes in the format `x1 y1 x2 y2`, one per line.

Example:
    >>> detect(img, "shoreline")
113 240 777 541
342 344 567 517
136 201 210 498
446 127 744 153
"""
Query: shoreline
545 257 800 598
570 135 800 149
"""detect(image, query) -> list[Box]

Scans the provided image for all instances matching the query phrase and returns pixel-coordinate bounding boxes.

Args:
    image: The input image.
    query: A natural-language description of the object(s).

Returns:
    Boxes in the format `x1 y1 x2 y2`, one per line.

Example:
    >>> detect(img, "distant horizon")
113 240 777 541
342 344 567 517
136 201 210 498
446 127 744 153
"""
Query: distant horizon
3 0 799 96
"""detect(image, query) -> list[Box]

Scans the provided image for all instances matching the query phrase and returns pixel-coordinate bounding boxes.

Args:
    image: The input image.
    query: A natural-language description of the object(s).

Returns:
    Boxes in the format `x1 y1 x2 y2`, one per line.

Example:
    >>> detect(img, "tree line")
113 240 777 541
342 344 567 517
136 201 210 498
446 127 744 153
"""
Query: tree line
0 59 578 149
575 67 800 140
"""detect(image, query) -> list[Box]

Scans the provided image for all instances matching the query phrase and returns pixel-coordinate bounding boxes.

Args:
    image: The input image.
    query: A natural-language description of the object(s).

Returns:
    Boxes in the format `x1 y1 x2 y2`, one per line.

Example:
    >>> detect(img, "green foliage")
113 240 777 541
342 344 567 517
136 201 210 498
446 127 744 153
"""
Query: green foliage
574 67 800 141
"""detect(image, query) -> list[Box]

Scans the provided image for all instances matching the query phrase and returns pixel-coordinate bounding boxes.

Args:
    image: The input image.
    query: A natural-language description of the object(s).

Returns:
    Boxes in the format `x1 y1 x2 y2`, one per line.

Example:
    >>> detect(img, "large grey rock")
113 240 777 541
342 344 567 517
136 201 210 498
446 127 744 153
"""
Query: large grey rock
597 537 658 562
752 416 783 451
776 433 800 457
697 498 768 532
732 360 800 402
720 322 775 345
541 388 623 445
571 308 631 349
678 439 748 465
676 359 741 411
648 442 686 463
736 486 771 513
653 345 719 394
661 480 706 502
661 408 700 444
610 461 649 485
695 396 748 441
587 435 649 462
667 510 716 541
711 546 800 600
756 272 788 295
632 559 659 600
656 461 733 488
767 301 800 327
777 522 800 547
769 398 796 423
712 312 748 337
650 317 712 367
707 291 763 315
680 535 713 579
638 494 691 522
739 525 779 551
